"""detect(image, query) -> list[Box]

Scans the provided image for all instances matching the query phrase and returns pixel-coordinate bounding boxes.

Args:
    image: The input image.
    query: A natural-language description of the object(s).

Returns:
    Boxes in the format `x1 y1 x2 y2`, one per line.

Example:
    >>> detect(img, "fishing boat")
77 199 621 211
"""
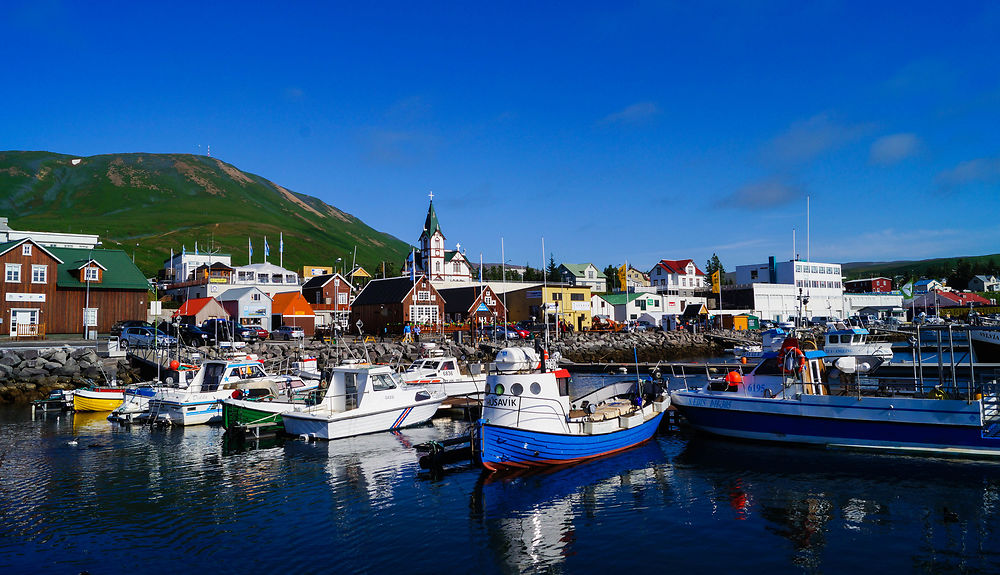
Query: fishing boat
401 354 486 401
473 347 669 472
820 324 893 368
281 363 445 440
733 327 788 360
671 335 1000 458
134 358 315 426
73 387 126 412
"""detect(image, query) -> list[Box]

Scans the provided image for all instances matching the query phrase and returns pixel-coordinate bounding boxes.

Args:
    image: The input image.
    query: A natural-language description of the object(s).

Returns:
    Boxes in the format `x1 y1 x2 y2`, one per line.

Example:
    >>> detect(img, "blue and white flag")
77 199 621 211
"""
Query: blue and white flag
248 237 253 261
410 248 416 283
264 236 270 258
279 232 284 254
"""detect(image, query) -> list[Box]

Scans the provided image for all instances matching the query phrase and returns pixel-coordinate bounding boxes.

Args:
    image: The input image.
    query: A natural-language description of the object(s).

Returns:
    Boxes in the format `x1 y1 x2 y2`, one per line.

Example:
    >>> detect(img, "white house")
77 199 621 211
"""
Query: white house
559 263 607 292
969 275 999 292
648 259 705 295
592 292 673 326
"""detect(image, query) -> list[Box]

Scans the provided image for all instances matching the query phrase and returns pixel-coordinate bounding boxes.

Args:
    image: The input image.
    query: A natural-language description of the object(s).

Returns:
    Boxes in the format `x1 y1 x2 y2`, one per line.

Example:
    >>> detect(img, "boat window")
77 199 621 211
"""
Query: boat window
853 335 863 344
829 335 839 344
530 382 541 395
753 358 783 376
245 365 266 378
441 361 455 371
511 383 523 396
202 363 226 391
557 377 570 397
370 373 397 392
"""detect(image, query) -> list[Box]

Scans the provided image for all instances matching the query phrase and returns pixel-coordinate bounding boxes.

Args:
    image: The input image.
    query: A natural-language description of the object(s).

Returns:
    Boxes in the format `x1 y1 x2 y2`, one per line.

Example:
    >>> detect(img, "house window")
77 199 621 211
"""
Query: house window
337 293 348 305
796 265 801 272
258 274 269 283
285 274 297 284
5 264 20 282
587 271 594 279
453 262 462 273
435 262 441 272
31 265 46 283
551 292 562 301
251 293 261 301
571 293 584 301
417 290 430 301
409 304 439 324
85 267 99 281
22 244 31 256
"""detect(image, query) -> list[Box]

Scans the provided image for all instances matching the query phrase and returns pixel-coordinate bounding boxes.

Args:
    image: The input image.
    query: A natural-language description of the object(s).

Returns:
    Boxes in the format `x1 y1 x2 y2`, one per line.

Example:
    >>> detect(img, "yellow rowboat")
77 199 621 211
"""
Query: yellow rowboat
73 387 125 412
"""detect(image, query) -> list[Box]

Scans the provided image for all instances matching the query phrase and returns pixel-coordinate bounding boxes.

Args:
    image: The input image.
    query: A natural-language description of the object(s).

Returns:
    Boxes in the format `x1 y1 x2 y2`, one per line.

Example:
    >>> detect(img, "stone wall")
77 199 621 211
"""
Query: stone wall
0 347 138 404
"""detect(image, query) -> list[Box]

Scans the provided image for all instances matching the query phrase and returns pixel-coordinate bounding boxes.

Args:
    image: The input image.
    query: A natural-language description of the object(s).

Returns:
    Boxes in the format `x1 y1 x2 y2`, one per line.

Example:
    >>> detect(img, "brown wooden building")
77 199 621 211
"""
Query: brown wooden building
301 273 354 329
438 284 507 325
0 239 148 337
349 275 444 335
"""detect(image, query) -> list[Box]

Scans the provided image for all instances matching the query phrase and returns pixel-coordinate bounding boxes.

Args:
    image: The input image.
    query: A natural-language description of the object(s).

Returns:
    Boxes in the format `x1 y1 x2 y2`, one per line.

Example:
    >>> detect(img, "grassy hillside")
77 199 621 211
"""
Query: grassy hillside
0 151 410 276
842 254 1000 280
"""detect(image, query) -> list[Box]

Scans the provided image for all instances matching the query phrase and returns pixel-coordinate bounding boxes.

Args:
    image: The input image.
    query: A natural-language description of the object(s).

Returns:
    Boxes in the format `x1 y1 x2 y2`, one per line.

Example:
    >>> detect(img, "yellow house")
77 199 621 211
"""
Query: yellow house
505 284 593 331
301 265 334 280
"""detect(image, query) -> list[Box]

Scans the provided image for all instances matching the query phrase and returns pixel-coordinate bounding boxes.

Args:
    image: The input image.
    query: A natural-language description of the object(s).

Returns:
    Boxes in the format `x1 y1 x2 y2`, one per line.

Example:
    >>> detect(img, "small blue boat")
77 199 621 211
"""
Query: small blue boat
474 347 669 471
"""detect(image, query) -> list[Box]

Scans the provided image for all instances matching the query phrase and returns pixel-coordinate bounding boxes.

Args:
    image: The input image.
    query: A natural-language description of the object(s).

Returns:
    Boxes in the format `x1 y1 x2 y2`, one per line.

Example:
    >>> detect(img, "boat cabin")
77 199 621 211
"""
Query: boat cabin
322 365 425 412
825 326 871 347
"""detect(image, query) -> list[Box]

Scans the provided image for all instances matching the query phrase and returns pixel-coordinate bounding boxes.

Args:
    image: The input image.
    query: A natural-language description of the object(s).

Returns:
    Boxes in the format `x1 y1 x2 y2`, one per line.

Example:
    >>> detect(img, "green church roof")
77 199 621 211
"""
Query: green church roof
421 201 442 239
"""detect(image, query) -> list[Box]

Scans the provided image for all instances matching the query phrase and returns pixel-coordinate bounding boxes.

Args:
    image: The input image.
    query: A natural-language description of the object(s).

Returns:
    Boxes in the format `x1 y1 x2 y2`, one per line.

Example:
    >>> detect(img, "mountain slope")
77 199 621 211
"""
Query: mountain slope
0 151 410 276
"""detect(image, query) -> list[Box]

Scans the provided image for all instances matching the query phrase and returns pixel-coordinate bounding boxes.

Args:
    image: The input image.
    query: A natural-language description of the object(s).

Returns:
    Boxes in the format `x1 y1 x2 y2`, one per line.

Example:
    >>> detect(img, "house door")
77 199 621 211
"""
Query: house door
10 309 39 337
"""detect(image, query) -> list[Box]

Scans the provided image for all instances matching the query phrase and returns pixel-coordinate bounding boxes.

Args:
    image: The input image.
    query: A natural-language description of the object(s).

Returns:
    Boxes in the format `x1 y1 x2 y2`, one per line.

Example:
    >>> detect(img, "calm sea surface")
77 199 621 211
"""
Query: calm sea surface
3 372 1000 574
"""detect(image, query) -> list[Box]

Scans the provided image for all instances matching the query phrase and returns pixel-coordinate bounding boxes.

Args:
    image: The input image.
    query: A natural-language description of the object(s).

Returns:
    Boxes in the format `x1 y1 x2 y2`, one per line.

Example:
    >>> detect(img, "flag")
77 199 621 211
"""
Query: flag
618 264 627 290
711 270 721 293
182 244 186 256
194 241 198 255
900 280 914 299
479 252 483 283
410 248 416 283
279 232 284 254
264 236 270 258
170 248 174 278
248 237 253 261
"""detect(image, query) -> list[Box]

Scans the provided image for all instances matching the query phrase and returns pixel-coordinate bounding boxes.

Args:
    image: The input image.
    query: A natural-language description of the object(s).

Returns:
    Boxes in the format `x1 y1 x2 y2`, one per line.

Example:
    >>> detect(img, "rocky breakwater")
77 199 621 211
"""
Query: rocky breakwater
0 346 140 403
547 330 725 364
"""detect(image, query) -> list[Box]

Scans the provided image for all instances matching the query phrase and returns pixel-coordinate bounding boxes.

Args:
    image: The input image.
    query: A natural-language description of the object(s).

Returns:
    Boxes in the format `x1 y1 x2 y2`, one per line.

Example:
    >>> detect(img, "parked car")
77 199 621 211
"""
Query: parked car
111 320 153 337
120 326 177 349
507 325 531 338
249 325 269 340
271 325 305 340
482 325 520 340
201 319 259 342
158 322 217 347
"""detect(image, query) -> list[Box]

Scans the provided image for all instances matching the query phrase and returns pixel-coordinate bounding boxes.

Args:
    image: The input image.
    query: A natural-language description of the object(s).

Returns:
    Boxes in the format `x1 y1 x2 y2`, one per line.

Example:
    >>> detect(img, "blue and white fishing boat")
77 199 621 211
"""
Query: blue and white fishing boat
671 336 1000 458
821 325 893 368
473 347 669 472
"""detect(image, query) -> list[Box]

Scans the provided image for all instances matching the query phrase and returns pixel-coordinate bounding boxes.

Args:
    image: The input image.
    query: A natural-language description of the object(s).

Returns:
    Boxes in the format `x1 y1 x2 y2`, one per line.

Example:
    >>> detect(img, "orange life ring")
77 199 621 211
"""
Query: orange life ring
781 347 805 374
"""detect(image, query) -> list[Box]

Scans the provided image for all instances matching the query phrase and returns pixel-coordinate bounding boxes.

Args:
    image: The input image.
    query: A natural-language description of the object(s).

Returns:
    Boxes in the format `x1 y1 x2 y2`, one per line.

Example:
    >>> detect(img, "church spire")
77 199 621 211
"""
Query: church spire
421 191 442 240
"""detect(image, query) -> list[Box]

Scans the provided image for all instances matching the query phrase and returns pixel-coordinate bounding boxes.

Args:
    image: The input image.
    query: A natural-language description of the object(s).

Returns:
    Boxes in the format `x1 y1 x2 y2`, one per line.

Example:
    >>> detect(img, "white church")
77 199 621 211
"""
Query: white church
403 194 473 283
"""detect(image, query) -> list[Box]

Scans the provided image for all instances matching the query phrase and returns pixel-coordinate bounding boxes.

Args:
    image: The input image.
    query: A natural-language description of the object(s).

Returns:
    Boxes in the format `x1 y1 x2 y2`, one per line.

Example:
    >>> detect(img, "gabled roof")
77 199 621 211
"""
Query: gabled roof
445 251 467 263
353 276 425 306
654 259 704 276
75 258 107 271
46 246 149 290
216 286 270 301
559 263 601 278
172 297 226 318
0 238 64 264
302 274 335 290
681 303 709 318
937 291 990 306
438 285 490 313
598 292 644 305
272 292 315 315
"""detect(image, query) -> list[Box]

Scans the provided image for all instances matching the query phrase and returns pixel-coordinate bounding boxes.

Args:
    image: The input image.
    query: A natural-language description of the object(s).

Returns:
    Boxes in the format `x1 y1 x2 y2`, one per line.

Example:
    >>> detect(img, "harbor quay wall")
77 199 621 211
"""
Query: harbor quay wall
0 346 139 404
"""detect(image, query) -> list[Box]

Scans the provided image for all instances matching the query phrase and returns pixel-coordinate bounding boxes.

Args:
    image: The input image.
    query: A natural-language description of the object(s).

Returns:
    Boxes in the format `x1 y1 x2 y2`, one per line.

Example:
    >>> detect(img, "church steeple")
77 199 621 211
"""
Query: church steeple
421 191 443 241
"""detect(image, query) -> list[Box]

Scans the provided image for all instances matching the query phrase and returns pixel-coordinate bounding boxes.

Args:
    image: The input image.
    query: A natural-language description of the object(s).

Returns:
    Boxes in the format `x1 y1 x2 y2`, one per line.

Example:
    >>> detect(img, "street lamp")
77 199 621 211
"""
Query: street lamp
336 257 343 277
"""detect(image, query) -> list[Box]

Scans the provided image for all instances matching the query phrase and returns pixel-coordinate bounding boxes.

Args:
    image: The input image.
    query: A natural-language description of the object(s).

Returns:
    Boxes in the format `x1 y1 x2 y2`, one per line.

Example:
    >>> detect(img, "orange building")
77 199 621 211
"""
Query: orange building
271 292 316 336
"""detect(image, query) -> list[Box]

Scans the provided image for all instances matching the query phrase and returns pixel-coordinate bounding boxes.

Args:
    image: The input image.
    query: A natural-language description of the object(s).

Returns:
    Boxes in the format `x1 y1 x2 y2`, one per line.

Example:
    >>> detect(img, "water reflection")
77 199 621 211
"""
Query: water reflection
471 440 669 574
673 434 1000 572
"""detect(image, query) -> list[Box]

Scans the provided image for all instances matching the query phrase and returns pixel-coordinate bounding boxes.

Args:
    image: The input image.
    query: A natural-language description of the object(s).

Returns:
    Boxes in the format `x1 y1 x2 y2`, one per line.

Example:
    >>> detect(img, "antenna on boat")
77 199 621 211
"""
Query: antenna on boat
356 320 372 364
541 236 550 369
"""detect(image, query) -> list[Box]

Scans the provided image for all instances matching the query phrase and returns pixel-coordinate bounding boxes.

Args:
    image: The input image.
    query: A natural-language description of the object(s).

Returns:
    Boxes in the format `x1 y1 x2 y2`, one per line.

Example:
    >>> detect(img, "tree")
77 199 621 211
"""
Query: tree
705 253 726 283
546 254 560 282
603 264 619 292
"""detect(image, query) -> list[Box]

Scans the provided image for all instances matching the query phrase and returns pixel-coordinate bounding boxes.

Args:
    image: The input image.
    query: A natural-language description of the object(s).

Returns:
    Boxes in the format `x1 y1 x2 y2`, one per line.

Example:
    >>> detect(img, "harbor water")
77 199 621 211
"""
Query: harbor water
3 376 1000 573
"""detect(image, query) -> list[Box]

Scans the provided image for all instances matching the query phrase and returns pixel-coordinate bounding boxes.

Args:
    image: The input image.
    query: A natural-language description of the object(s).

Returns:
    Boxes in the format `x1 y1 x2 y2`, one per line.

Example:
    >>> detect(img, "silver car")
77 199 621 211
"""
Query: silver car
120 326 178 349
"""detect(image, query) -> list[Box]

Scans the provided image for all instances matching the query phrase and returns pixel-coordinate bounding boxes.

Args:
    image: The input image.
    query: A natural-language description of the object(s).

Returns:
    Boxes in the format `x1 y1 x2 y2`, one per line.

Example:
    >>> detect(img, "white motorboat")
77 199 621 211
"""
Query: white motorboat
282 363 445 440
401 355 486 400
117 358 315 426
733 328 788 360
821 324 893 368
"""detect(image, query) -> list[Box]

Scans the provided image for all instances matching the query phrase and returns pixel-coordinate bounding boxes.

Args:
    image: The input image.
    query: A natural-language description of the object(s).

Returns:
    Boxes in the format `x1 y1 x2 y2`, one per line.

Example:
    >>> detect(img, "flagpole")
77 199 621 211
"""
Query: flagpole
501 237 507 329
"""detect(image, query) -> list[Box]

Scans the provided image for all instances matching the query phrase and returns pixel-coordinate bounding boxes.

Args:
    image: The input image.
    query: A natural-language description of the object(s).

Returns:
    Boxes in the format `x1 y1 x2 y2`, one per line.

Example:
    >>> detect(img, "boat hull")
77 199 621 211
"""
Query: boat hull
222 399 289 430
671 390 1000 458
73 389 124 412
970 328 1000 362
282 399 441 440
475 410 665 471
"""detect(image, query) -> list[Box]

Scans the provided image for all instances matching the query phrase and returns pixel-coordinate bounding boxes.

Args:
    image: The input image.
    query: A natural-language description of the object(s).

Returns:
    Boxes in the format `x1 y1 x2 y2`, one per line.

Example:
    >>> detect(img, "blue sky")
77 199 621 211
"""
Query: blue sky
3 1 999 273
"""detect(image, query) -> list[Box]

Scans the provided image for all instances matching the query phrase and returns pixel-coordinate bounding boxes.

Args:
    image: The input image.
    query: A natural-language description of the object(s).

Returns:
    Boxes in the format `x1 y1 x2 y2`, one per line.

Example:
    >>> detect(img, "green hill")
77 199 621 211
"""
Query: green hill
0 151 410 276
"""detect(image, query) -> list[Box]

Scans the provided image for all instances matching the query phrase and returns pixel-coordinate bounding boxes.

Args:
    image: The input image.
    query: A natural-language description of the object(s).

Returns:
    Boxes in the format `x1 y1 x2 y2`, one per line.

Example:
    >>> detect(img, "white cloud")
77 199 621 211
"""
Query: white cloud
869 133 920 165
936 156 1000 190
764 113 870 165
718 178 804 210
599 101 660 125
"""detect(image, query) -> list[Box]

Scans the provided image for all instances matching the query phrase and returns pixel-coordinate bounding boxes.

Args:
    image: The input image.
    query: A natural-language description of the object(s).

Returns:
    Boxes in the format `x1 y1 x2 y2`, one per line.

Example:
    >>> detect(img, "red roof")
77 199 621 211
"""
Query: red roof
656 259 705 276
272 292 316 316
938 291 991 306
172 297 218 318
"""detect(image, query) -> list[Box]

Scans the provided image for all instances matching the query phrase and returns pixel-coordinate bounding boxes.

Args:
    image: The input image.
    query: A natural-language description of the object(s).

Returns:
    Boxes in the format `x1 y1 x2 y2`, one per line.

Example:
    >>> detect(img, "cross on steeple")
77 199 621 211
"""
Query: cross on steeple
428 190 434 201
